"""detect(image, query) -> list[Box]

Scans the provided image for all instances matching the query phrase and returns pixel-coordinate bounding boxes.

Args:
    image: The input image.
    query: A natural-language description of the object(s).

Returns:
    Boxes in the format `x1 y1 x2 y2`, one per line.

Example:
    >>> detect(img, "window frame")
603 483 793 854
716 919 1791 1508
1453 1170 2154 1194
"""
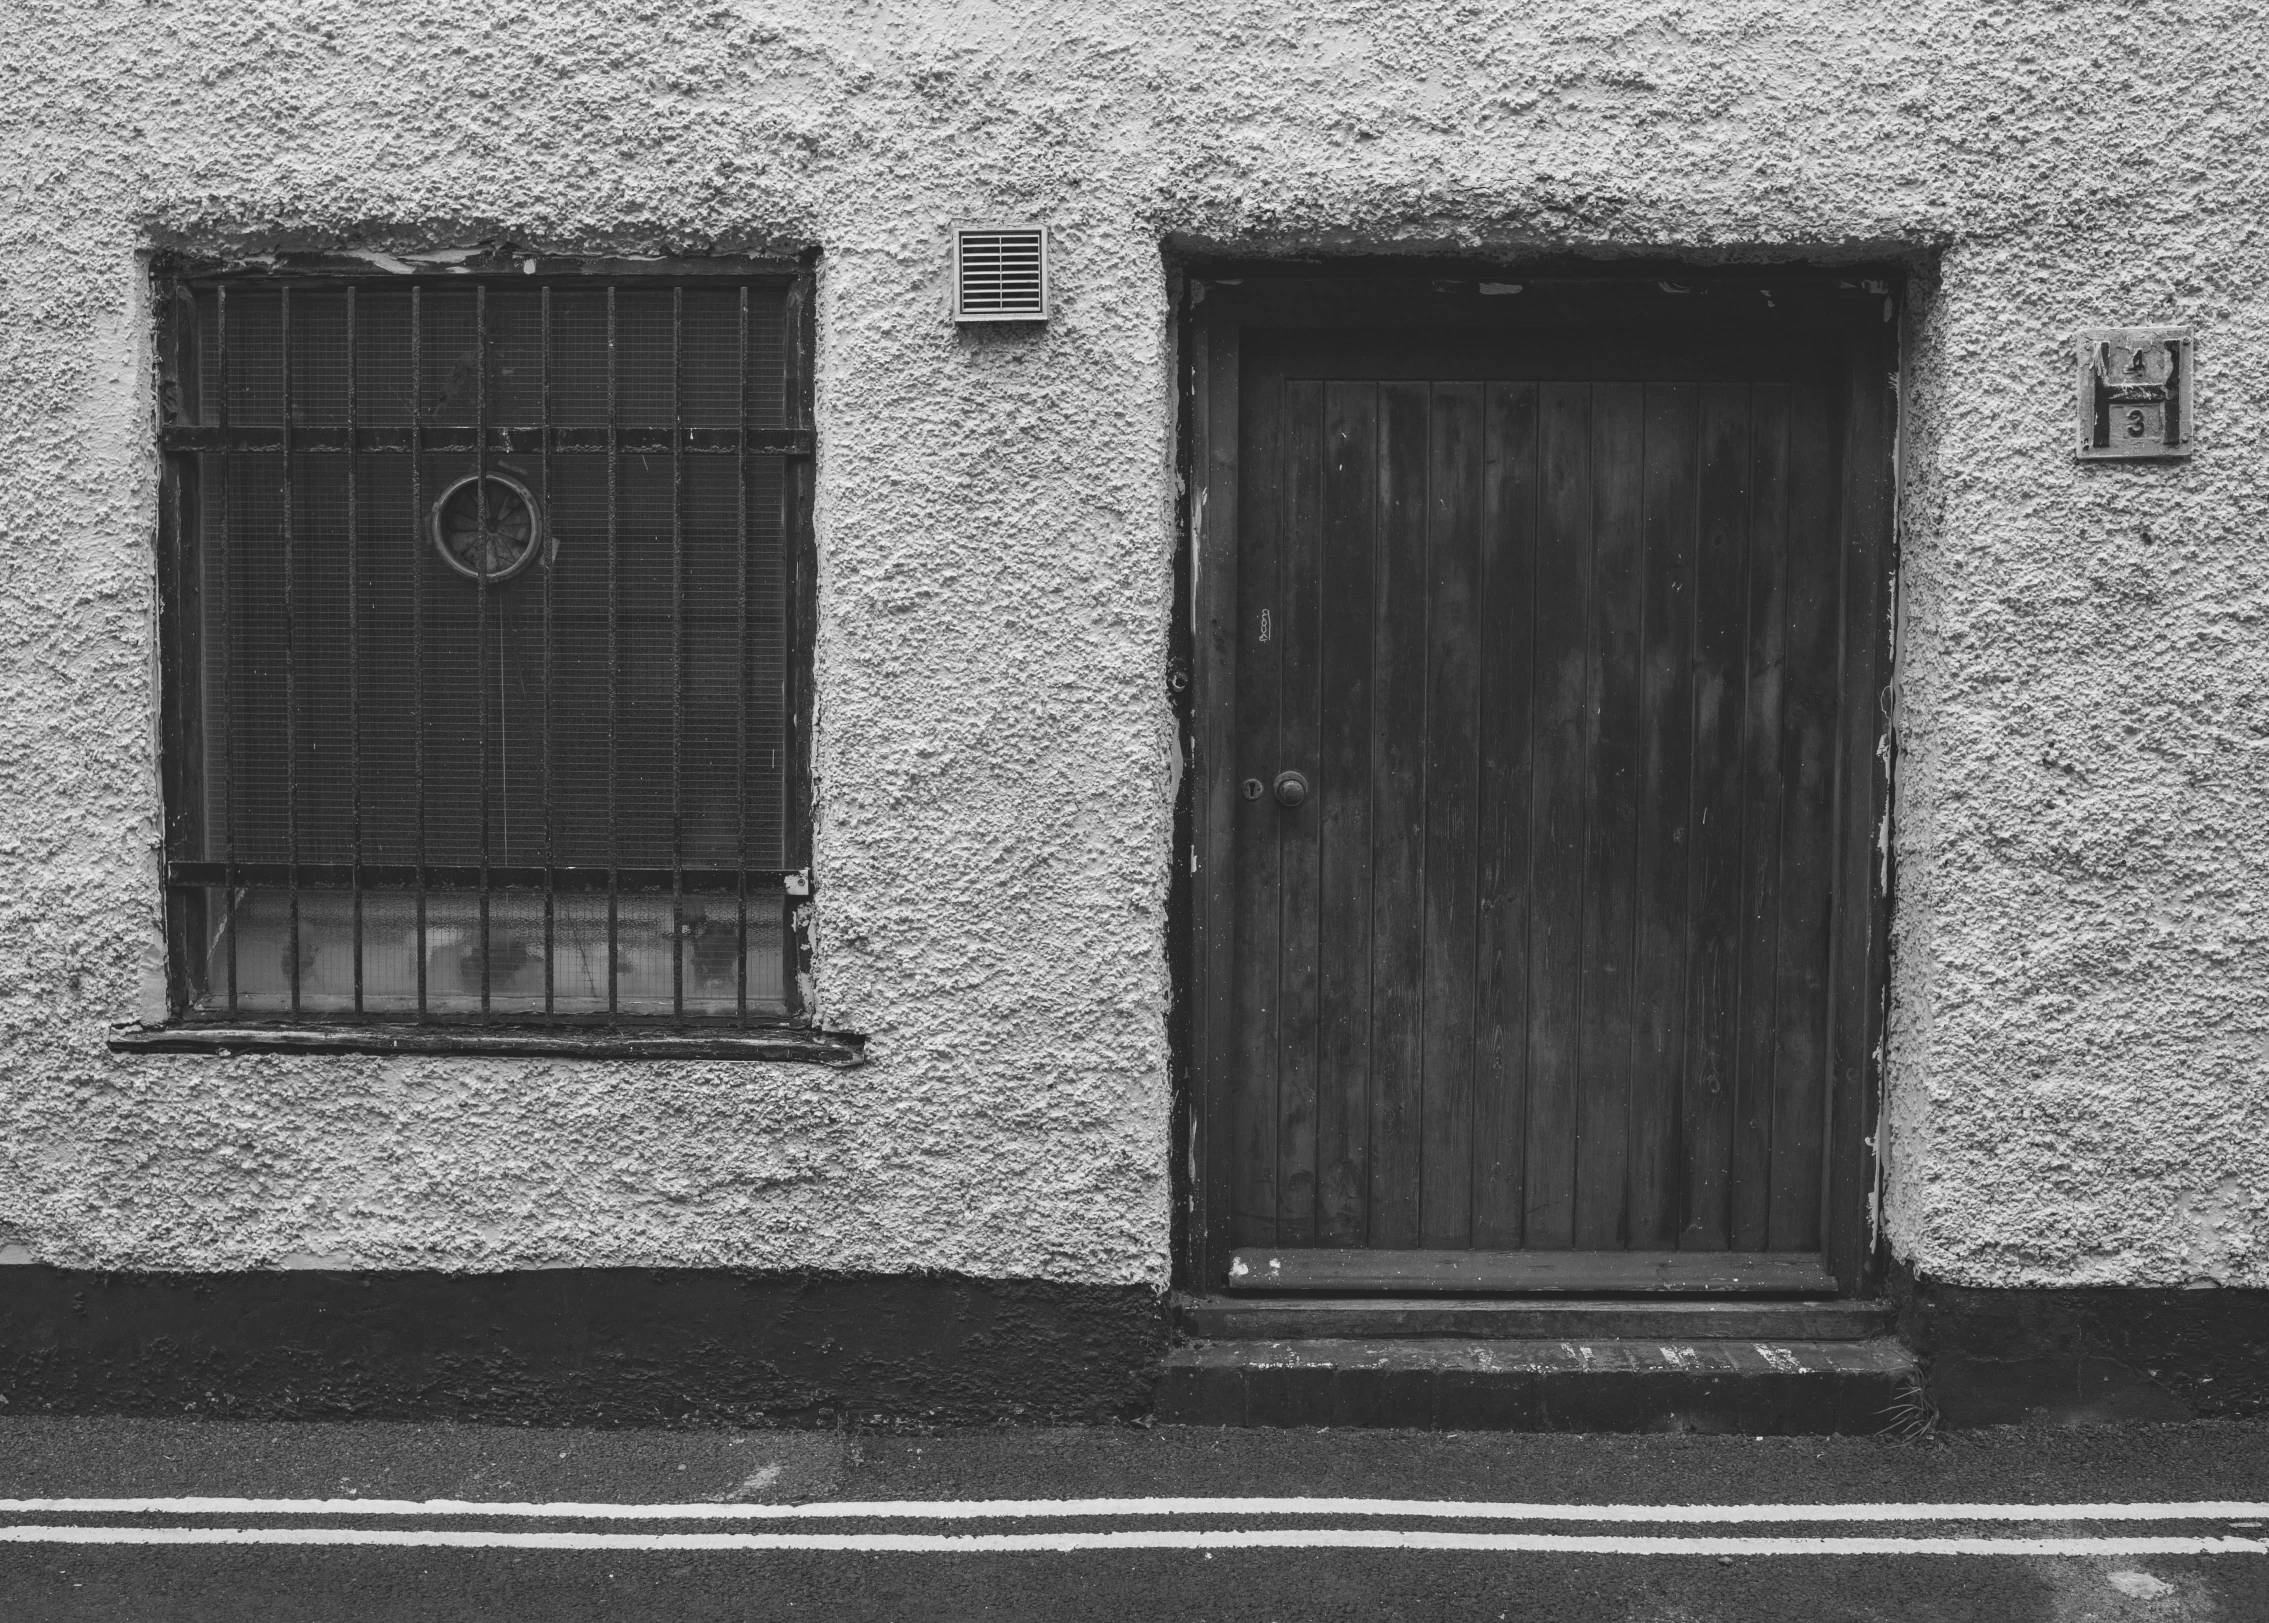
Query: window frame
118 249 850 1062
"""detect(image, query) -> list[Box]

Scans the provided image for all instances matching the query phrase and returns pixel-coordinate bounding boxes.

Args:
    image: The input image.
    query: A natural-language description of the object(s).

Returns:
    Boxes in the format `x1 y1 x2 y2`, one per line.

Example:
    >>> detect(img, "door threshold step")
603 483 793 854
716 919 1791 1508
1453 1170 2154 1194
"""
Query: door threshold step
1157 1337 1916 1434
1177 1295 1894 1343
1222 1248 1838 1295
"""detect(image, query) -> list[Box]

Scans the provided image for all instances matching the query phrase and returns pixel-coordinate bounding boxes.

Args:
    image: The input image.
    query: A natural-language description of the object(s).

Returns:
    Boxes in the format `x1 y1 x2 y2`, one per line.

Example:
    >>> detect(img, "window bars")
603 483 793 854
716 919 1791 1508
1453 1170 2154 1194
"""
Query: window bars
156 259 814 1026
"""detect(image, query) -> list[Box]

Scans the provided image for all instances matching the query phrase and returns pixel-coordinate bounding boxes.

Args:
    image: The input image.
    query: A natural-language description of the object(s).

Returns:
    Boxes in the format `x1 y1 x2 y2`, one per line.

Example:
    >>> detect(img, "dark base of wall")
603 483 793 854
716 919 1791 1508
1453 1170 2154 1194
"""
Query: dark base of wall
0 1266 1168 1428
1892 1269 2269 1427
11 1264 2262 1433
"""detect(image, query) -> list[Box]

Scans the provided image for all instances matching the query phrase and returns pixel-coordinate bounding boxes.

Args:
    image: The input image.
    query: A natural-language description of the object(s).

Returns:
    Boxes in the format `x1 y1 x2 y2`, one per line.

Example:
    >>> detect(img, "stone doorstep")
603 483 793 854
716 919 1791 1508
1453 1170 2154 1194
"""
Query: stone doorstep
1176 1295 1896 1343
1156 1337 1918 1434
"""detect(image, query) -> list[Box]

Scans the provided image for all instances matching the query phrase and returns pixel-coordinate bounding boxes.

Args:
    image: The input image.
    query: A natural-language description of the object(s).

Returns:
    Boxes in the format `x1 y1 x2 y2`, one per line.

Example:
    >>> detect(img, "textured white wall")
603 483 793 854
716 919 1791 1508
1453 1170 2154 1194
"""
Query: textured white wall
1 0 2264 1288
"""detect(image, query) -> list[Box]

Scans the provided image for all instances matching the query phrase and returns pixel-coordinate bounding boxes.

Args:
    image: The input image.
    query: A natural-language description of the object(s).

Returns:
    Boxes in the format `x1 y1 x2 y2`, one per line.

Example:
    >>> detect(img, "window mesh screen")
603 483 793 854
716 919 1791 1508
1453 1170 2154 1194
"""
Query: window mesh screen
166 273 801 1022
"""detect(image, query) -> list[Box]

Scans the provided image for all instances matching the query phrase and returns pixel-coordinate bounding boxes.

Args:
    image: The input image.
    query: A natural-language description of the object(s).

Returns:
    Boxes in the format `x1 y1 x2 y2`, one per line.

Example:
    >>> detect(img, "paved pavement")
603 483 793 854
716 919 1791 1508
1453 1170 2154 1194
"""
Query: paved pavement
1 1415 2265 1620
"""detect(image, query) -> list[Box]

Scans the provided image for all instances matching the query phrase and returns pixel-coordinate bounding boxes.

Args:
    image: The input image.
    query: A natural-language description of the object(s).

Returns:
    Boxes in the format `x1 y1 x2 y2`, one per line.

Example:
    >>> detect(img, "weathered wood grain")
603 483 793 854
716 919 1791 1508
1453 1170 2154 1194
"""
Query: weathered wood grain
1729 384 1791 1254
1680 381 1753 1250
1275 380 1325 1244
1768 375 1842 1253
1472 382 1538 1248
1367 381 1432 1248
1523 382 1594 1250
1230 370 1286 1244
1629 382 1699 1249
1420 383 1483 1248
1314 382 1377 1248
1573 382 1645 1250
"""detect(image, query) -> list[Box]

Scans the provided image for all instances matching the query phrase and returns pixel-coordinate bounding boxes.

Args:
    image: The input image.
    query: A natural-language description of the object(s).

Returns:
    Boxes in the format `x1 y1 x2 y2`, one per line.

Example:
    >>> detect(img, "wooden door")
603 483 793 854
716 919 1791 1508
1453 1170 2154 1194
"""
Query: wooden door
1191 276 1893 1296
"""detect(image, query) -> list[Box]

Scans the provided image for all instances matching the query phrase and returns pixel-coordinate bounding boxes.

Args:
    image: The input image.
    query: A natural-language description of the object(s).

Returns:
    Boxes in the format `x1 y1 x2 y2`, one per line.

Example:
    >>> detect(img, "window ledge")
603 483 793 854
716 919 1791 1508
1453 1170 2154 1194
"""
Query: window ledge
107 1023 866 1067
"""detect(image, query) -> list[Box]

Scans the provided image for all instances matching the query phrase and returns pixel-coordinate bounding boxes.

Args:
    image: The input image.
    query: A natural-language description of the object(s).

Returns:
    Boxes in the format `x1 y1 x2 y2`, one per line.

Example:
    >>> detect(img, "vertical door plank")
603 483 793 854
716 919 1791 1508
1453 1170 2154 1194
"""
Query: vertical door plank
1768 373 1842 1251
1367 381 1431 1248
1523 382 1593 1249
1315 382 1377 1246
1729 384 1791 1252
1573 382 1646 1250
1628 384 1700 1249
1228 372 1286 1246
1192 303 1240 1283
1276 381 1326 1244
1826 327 1894 1292
1680 382 1753 1250
1473 382 1539 1248
1420 383 1483 1249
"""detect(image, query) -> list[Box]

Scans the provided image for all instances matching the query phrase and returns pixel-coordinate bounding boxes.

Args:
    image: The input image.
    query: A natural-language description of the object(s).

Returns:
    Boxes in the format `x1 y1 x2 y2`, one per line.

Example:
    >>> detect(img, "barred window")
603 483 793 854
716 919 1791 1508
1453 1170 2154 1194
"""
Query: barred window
153 257 812 1032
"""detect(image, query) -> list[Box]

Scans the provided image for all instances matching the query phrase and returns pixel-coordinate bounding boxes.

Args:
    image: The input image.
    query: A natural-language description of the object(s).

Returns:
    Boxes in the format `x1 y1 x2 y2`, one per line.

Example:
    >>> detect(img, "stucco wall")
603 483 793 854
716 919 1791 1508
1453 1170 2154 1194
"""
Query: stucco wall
1 0 2264 1289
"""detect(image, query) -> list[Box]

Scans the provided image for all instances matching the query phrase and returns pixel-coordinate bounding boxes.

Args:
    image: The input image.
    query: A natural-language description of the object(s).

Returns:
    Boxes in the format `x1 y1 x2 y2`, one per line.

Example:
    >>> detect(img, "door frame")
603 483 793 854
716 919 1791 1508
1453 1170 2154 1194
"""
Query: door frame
1177 262 1900 1297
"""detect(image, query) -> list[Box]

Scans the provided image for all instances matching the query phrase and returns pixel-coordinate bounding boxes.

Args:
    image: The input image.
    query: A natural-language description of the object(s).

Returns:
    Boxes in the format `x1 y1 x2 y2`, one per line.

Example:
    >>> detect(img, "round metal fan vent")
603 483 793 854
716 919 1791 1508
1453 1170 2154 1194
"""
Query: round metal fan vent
430 473 546 584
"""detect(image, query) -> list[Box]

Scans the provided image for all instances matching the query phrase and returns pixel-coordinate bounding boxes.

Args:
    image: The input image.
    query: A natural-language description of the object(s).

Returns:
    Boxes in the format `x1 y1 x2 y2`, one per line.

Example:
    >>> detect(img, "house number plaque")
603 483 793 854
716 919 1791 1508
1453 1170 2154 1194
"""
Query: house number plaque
2076 327 2193 460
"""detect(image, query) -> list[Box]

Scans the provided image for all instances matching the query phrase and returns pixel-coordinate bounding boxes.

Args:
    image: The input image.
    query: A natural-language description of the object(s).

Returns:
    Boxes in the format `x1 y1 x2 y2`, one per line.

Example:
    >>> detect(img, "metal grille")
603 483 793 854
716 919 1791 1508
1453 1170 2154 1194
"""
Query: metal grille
157 262 813 1026
953 228 1048 321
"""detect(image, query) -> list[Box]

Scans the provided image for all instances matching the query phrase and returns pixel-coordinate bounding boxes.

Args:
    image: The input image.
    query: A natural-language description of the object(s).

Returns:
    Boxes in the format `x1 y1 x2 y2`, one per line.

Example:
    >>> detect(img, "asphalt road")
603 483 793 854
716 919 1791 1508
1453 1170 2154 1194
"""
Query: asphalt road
2 1415 2265 1621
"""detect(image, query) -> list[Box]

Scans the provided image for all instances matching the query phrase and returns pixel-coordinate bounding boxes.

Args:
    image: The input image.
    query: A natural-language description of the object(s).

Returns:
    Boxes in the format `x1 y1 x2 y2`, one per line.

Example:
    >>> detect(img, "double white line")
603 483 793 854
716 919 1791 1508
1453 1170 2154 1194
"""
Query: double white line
4 1497 2266 1557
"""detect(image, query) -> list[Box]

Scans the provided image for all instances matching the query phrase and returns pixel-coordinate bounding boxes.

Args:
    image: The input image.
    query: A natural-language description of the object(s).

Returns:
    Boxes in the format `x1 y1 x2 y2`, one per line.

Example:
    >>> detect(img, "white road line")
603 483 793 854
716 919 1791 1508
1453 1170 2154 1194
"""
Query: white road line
1 1525 2265 1557
2 1496 2264 1524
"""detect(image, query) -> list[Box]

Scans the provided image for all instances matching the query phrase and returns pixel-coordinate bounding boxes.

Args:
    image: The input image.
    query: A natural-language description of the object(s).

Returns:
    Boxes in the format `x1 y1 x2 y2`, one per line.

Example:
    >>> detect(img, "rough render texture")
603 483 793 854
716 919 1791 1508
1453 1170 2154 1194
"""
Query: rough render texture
1 1 2264 1289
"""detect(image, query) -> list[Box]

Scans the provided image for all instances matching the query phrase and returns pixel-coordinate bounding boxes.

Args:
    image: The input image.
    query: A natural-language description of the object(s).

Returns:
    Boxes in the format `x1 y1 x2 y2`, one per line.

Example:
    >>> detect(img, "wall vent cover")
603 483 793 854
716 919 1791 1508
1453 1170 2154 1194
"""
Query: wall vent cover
953 226 1049 322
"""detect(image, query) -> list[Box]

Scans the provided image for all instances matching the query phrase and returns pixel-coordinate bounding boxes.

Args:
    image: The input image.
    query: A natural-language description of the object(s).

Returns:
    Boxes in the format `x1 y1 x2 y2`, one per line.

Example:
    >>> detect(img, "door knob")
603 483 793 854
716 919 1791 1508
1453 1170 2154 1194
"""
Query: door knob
1272 770 1310 808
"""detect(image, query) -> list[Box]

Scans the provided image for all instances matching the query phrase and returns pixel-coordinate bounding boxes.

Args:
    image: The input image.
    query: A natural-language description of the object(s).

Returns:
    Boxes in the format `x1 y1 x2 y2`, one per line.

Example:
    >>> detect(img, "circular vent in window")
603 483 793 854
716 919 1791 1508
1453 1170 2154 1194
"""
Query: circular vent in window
430 473 546 584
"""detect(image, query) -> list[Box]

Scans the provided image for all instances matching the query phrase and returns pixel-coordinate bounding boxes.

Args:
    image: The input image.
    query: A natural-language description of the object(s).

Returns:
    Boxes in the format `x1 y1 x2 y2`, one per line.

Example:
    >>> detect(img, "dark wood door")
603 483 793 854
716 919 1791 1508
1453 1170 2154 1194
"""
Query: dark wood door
1193 279 1893 1295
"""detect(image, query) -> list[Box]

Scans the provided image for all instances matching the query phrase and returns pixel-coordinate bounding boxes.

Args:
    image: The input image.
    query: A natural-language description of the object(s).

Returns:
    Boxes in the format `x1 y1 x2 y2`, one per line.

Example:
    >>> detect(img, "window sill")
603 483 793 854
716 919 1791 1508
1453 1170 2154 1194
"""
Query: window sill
107 1022 866 1067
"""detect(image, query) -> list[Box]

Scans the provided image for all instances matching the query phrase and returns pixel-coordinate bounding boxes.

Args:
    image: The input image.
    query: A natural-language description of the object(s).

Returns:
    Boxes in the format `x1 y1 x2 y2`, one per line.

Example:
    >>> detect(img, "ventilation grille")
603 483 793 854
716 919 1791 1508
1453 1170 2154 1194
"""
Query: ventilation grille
954 227 1048 322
